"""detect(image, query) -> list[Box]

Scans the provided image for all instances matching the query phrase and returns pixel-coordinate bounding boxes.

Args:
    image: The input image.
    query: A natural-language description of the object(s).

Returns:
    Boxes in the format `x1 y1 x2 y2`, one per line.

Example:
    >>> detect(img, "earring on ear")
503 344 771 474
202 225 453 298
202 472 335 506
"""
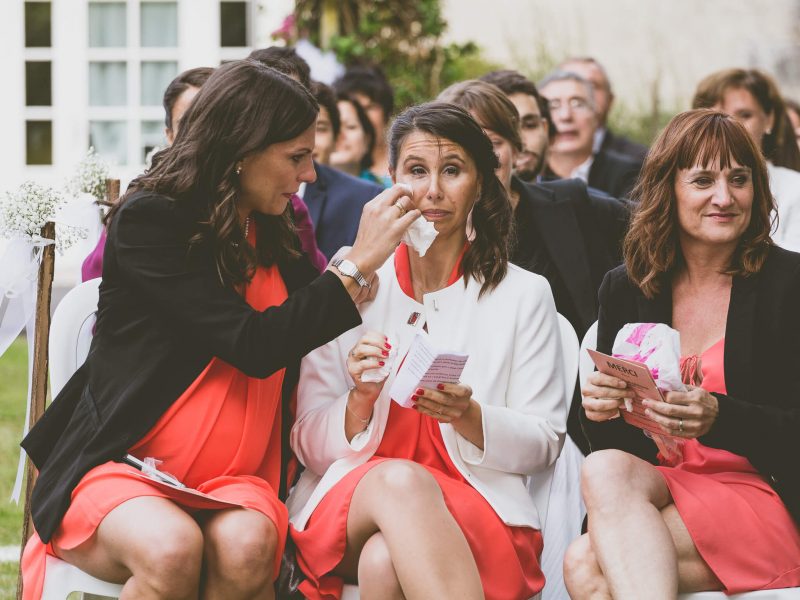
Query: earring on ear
235 163 243 175
765 129 773 136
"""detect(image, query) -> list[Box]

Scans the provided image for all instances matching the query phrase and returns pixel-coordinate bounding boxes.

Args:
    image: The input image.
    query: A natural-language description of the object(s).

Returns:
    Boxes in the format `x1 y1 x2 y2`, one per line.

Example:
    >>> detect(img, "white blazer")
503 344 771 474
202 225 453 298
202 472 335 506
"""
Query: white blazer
287 257 567 531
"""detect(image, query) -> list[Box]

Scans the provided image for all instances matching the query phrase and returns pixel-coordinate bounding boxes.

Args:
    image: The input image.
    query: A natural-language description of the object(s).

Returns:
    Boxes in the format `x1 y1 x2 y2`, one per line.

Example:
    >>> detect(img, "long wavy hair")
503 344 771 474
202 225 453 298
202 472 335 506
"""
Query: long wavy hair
388 102 512 297
692 68 800 171
625 109 774 298
111 59 319 287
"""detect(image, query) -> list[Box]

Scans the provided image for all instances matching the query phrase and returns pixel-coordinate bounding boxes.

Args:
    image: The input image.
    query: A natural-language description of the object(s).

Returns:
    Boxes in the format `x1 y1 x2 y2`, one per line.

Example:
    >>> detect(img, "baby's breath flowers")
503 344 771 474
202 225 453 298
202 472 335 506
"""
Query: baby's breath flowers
67 147 109 201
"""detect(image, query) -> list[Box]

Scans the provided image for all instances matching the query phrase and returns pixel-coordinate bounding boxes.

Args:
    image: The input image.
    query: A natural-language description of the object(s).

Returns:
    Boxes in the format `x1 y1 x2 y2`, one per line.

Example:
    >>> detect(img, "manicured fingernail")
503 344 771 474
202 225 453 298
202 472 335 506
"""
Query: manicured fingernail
411 395 418 401
411 403 417 409
379 361 385 366
415 388 424 395
382 350 389 356
385 342 392 349
437 383 445 390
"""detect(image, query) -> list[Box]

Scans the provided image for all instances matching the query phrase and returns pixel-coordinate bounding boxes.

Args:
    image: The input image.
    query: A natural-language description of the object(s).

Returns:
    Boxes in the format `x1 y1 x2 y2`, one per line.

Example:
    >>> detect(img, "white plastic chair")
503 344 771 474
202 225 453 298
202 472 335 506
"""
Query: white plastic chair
43 278 123 599
580 320 800 600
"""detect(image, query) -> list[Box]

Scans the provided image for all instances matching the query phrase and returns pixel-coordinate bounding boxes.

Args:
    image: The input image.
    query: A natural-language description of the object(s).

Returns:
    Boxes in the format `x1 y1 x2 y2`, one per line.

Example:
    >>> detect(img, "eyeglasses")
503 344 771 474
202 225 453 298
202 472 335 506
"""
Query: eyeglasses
547 97 592 113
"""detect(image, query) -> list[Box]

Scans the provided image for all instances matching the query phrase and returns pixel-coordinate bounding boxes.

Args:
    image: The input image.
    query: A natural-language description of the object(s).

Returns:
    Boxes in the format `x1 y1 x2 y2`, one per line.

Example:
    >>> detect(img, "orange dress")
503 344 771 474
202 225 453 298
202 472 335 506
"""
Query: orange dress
290 244 545 600
657 338 800 594
22 230 289 599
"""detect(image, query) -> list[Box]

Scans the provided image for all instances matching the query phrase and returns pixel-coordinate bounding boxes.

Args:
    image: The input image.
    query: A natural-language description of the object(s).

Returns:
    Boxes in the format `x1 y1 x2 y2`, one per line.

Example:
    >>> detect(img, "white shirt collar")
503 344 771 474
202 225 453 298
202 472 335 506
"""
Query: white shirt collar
570 155 594 183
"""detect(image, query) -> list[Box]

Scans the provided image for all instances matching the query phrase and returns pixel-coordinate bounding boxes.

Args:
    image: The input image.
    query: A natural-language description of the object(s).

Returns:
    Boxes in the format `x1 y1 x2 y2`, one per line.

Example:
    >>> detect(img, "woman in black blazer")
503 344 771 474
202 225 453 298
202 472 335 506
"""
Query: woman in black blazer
20 60 420 599
567 110 800 598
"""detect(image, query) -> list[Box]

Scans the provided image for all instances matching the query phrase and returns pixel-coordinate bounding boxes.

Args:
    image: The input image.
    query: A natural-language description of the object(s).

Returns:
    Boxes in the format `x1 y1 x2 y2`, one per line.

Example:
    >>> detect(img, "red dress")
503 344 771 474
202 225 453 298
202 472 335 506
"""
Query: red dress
22 229 289 599
657 338 800 594
290 244 545 600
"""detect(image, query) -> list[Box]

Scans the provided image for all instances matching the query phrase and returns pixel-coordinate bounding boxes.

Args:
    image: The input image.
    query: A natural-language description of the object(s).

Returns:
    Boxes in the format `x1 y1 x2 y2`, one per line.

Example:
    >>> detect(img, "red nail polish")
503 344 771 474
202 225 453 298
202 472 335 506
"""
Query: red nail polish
437 384 445 390
379 361 385 366
416 388 424 395
382 350 389 356
411 395 418 401
411 403 417 409
385 342 392 349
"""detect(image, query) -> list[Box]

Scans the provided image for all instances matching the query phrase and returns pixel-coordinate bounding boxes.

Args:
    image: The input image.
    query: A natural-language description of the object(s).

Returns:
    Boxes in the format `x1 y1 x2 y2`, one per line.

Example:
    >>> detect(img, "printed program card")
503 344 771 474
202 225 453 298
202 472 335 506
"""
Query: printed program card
389 333 468 408
587 349 677 438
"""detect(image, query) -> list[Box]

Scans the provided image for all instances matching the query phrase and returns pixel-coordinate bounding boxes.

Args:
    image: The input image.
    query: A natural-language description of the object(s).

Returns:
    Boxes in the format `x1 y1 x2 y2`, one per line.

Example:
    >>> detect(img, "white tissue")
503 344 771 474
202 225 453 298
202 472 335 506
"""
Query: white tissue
402 216 438 257
360 334 398 383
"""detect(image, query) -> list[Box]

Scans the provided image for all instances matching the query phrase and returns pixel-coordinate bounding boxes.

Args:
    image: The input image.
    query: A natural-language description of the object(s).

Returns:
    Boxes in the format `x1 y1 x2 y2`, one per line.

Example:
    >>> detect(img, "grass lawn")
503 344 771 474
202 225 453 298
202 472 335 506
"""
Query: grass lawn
0 338 30 598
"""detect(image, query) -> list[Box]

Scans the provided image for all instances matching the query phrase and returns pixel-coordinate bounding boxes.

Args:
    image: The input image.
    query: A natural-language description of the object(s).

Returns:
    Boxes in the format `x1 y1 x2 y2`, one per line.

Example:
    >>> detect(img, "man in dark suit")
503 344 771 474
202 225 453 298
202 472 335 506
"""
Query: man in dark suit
559 57 649 162
539 70 642 199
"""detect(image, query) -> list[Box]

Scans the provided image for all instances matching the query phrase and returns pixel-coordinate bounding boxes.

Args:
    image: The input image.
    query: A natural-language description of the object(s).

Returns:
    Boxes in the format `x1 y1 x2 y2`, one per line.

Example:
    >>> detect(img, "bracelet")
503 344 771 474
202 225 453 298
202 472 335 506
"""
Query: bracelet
346 398 371 425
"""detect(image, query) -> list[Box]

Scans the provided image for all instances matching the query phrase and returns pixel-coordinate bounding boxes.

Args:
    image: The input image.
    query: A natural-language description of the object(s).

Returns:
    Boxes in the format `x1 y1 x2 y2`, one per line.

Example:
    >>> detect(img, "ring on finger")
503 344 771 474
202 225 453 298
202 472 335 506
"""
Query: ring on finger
678 418 683 433
393 202 406 217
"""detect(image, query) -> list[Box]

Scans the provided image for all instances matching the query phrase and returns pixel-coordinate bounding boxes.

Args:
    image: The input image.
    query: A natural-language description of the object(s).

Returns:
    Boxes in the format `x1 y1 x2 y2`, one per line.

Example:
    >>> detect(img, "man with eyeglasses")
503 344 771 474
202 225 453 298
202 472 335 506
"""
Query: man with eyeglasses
539 70 642 199
558 57 649 162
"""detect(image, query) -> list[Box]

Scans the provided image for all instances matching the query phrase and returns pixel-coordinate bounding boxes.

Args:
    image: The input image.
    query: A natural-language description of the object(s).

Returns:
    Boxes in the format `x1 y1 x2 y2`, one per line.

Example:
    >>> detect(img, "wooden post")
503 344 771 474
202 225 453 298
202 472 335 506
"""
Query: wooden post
105 178 120 205
16 221 56 600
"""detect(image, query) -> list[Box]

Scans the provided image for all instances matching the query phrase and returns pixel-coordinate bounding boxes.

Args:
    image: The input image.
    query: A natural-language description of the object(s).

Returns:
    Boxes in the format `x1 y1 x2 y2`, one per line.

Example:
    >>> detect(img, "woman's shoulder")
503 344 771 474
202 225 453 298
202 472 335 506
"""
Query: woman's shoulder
500 263 554 298
116 190 177 216
600 263 640 297
763 244 800 279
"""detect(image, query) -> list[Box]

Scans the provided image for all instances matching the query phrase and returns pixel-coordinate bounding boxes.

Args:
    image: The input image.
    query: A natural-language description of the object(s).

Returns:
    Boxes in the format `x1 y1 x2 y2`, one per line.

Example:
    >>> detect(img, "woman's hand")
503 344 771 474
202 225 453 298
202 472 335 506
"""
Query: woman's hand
642 385 719 438
414 383 484 449
581 371 633 422
346 331 391 406
345 184 422 275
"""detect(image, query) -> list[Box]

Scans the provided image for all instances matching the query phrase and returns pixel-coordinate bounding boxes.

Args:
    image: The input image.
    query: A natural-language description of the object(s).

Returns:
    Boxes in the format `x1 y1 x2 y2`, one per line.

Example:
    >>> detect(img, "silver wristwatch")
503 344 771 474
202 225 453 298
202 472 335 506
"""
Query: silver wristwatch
332 258 370 288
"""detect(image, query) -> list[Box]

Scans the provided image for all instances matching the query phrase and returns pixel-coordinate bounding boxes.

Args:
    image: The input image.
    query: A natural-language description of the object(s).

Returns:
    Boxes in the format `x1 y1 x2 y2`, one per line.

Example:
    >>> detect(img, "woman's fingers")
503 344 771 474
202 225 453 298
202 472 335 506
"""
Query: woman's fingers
587 371 627 389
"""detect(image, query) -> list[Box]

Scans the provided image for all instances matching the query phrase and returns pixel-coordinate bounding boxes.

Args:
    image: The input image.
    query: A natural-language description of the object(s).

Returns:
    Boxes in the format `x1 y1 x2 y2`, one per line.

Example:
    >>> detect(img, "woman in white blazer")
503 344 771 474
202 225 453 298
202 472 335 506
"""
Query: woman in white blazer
287 103 567 600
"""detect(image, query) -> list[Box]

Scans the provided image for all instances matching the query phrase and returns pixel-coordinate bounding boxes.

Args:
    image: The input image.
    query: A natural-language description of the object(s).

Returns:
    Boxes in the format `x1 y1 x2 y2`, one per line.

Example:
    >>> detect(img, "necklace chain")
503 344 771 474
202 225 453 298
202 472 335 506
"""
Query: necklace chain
244 216 250 240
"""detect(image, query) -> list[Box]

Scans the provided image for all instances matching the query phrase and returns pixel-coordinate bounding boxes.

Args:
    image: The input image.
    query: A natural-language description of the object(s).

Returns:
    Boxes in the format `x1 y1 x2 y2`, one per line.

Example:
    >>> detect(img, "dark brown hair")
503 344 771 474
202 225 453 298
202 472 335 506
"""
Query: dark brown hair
163 67 214 131
312 81 340 139
389 102 512 296
437 80 522 152
339 95 375 171
692 68 800 171
114 59 319 287
625 109 774 298
248 46 311 89
480 70 554 141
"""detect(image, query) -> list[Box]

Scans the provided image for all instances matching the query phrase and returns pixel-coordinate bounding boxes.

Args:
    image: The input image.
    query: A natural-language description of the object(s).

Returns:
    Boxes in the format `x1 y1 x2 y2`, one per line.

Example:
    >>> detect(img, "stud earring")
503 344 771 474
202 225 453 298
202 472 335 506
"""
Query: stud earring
235 163 243 175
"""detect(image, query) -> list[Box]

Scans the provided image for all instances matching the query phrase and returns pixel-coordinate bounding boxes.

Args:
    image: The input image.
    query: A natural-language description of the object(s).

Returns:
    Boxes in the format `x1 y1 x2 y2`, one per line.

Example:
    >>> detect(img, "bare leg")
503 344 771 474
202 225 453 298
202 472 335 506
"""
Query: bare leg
55 496 203 599
333 459 483 600
200 508 278 600
579 450 722 599
357 533 405 600
563 534 611 600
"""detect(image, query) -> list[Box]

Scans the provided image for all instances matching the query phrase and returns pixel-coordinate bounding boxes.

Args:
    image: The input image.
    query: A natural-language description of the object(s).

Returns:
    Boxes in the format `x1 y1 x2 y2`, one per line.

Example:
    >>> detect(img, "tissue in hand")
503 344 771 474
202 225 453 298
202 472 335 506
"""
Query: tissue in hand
360 335 398 383
395 182 438 256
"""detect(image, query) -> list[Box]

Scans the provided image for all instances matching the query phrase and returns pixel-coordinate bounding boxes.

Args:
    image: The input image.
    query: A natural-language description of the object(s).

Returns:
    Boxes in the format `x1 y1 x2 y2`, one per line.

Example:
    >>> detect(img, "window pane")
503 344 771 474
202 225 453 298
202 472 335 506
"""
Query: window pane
141 61 178 106
141 120 165 163
89 62 127 106
26 61 52 106
25 2 51 47
141 2 178 47
89 121 127 165
26 121 52 165
220 2 247 47
88 2 126 47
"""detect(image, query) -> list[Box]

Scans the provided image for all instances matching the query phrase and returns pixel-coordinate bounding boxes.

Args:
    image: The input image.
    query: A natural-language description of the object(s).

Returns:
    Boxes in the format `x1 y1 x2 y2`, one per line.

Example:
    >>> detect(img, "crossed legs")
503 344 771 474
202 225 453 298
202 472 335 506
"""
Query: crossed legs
55 496 277 599
564 450 722 599
333 459 484 600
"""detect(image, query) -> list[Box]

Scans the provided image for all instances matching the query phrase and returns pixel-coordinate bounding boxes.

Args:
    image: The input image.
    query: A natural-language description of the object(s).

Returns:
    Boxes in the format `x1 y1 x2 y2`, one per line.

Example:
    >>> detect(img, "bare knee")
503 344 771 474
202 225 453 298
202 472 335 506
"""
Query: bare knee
358 533 402 599
204 510 278 588
363 460 440 505
564 534 604 596
581 449 639 511
136 519 204 596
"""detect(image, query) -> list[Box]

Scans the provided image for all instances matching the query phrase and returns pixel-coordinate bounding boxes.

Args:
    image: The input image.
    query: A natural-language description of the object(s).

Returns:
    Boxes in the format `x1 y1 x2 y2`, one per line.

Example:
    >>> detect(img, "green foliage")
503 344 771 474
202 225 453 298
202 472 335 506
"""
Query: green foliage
0 338 25 548
295 0 499 109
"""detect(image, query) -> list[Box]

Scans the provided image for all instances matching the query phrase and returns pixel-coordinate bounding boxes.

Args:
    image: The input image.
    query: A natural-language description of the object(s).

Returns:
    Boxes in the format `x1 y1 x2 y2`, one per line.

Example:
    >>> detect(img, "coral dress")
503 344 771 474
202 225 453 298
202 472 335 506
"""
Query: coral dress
657 338 800 594
23 228 289 599
290 244 545 600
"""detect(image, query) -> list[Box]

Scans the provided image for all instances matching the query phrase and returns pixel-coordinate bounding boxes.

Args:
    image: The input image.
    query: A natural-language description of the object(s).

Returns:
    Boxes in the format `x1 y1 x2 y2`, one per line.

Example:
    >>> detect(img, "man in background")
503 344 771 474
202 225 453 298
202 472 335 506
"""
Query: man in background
558 56 648 161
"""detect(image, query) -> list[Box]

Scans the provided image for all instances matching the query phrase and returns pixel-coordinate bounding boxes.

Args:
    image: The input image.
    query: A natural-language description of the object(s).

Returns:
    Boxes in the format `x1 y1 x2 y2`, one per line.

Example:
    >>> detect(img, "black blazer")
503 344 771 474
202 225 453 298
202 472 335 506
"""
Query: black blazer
600 129 649 163
588 148 643 199
304 163 383 260
512 176 629 339
582 246 800 524
22 192 362 542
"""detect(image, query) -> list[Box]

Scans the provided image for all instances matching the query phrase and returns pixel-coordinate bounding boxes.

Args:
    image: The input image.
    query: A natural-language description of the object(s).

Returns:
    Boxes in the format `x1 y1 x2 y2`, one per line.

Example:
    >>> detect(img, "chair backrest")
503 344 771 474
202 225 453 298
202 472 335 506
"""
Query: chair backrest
528 313 579 535
579 320 599 388
49 278 101 397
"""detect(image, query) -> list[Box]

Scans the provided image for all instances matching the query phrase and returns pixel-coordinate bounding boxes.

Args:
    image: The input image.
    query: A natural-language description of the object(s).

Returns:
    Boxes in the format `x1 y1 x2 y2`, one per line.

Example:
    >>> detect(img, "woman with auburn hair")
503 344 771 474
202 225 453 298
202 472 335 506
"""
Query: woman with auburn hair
20 59 420 599
568 109 800 599
693 68 800 251
287 102 566 599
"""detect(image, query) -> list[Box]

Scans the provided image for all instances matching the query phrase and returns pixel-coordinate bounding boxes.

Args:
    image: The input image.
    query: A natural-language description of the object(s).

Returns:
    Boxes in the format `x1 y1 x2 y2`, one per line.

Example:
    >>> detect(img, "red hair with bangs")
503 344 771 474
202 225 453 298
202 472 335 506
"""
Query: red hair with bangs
624 109 774 298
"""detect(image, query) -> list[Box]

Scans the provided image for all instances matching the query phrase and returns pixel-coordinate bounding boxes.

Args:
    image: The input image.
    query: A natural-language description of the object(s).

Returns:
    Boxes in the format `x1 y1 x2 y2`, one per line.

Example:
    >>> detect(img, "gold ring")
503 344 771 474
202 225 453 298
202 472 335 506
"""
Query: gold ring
394 202 406 217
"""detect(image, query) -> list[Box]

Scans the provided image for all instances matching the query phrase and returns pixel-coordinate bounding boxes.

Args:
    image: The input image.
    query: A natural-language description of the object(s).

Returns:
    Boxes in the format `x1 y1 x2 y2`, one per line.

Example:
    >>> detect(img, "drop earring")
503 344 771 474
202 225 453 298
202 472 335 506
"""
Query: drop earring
235 163 243 175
